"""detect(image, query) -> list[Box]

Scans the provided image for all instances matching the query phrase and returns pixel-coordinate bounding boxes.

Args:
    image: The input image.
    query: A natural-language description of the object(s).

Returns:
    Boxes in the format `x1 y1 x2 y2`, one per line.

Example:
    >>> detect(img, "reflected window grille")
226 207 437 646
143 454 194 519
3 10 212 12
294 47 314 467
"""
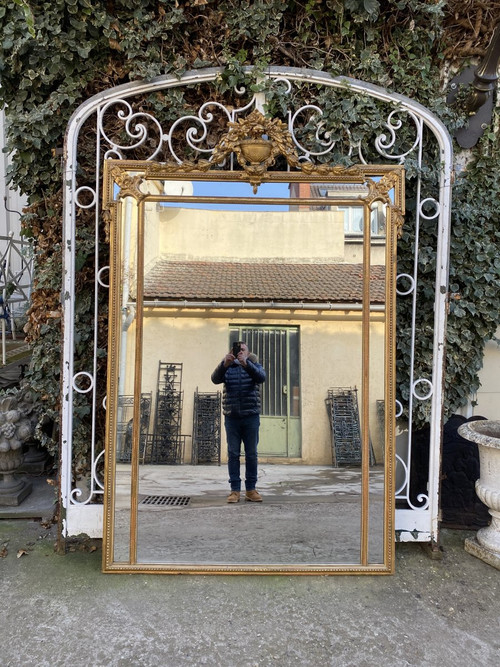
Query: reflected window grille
192 388 221 465
325 387 376 467
150 362 184 464
116 393 152 463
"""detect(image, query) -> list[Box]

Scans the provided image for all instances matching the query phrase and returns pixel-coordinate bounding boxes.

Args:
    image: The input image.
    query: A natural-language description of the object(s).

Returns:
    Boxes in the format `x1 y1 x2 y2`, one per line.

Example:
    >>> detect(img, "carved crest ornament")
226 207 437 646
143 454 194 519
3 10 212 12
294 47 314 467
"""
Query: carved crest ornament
109 109 404 236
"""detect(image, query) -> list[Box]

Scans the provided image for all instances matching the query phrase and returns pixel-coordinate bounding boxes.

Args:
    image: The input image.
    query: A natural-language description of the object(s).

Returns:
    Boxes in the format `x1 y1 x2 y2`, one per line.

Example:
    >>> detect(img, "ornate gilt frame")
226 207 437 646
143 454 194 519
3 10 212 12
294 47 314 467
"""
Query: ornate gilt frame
101 112 403 574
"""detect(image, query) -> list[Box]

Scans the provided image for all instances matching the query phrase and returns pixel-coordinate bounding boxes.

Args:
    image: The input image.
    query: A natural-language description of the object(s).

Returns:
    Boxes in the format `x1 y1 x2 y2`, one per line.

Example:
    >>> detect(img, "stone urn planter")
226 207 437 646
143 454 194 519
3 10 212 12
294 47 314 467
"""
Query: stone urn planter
458 419 500 570
0 391 37 506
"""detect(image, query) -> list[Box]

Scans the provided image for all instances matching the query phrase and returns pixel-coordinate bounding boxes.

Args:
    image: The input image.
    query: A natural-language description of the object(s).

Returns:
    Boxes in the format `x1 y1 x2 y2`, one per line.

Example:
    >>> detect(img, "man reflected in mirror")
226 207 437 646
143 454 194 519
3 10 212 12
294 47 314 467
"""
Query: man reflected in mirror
211 341 266 503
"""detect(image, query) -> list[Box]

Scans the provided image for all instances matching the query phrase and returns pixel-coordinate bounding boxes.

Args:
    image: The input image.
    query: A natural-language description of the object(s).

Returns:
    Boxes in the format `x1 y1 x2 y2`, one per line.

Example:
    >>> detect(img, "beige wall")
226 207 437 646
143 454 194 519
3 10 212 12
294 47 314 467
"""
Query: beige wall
155 206 346 263
344 238 386 265
132 309 386 465
147 205 386 266
469 326 500 419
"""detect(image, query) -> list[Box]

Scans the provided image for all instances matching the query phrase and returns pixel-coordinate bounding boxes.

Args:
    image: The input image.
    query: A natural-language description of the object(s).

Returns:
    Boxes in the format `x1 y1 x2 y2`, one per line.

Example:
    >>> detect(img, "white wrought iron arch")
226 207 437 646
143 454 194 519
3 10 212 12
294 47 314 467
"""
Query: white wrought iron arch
61 66 453 545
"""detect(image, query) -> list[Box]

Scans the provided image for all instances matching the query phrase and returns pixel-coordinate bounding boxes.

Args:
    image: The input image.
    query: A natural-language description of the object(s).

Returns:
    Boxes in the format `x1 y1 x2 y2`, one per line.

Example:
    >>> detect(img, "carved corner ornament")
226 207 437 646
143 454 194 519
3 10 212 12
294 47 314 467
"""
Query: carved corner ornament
365 172 405 238
111 167 146 201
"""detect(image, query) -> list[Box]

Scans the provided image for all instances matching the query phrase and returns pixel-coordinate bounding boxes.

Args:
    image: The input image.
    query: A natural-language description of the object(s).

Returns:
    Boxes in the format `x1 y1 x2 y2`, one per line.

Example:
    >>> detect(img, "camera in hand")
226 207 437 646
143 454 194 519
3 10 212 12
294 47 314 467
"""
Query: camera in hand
232 342 242 356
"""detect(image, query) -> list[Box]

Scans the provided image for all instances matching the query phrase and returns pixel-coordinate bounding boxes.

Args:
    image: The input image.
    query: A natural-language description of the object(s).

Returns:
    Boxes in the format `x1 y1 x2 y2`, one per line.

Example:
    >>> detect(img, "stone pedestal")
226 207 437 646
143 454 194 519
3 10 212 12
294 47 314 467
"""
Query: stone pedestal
0 447 32 505
0 470 32 506
458 419 500 570
18 442 48 474
464 536 500 571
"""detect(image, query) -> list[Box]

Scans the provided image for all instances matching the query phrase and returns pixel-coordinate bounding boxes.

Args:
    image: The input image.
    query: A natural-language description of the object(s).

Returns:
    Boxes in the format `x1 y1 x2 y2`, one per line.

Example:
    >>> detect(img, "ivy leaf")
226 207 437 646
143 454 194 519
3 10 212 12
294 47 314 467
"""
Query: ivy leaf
363 0 381 18
75 250 88 273
13 0 35 38
344 0 380 20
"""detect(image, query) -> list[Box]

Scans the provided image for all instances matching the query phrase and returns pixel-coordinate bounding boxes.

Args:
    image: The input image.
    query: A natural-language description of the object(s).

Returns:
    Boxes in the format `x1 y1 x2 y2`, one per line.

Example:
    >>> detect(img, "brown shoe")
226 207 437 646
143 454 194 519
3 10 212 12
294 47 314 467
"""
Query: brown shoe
227 491 240 503
245 489 263 502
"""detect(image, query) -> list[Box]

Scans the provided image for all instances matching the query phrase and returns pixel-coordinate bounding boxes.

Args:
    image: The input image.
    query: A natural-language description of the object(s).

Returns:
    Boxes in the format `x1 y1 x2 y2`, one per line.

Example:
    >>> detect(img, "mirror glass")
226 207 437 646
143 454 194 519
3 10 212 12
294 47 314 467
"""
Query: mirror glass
112 195 139 563
103 163 399 574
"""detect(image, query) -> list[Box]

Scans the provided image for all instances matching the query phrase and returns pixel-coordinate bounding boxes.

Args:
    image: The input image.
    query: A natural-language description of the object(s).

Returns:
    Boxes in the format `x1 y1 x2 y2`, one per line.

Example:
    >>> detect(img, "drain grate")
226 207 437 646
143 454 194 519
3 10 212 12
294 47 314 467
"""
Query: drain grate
140 495 191 507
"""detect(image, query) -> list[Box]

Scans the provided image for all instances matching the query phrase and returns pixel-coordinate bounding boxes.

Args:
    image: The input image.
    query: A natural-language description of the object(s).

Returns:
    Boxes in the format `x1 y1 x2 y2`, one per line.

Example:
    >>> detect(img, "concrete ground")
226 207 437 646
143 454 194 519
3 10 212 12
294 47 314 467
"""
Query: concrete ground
115 464 385 565
1 508 499 665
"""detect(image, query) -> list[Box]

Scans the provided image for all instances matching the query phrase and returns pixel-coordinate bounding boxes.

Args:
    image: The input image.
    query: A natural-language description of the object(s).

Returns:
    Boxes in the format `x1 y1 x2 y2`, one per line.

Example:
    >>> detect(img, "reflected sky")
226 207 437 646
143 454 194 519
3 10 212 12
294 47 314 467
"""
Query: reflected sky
162 180 291 210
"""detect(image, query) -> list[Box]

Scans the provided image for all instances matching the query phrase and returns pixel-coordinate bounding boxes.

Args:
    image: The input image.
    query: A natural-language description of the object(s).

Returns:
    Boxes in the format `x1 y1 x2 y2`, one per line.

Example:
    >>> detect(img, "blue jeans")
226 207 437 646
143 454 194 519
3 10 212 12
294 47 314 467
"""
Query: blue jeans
225 414 260 491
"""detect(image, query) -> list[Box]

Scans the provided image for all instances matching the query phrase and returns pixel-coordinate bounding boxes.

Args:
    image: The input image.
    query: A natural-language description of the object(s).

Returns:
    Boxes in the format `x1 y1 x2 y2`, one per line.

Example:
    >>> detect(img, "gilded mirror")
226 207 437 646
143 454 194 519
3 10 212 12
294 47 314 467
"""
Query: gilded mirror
102 113 403 574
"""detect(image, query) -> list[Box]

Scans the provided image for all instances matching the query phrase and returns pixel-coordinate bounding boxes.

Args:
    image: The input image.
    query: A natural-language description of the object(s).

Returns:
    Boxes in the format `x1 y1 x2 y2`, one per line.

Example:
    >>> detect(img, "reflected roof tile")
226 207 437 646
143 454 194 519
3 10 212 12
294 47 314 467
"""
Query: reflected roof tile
144 260 385 303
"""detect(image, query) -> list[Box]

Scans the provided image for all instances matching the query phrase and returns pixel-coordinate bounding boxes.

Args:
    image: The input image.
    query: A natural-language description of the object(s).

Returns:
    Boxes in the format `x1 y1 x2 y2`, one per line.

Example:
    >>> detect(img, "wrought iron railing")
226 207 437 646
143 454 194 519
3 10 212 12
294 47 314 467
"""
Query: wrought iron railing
0 232 34 365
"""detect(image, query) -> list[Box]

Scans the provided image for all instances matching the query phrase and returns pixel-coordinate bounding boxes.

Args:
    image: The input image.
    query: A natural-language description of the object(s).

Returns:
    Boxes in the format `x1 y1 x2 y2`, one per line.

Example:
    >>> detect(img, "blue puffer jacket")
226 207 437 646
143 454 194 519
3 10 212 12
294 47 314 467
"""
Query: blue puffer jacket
211 354 266 416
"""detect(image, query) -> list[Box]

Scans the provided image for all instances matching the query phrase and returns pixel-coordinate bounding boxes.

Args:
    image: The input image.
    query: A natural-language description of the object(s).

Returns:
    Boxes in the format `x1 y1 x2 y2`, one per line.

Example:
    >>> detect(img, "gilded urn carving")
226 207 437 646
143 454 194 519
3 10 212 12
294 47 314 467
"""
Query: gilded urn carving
238 138 273 164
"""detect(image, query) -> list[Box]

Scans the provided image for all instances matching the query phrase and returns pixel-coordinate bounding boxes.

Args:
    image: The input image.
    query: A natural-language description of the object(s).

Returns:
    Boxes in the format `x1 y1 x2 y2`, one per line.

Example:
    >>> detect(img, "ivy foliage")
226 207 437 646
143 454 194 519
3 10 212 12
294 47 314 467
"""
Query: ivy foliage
0 0 499 472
